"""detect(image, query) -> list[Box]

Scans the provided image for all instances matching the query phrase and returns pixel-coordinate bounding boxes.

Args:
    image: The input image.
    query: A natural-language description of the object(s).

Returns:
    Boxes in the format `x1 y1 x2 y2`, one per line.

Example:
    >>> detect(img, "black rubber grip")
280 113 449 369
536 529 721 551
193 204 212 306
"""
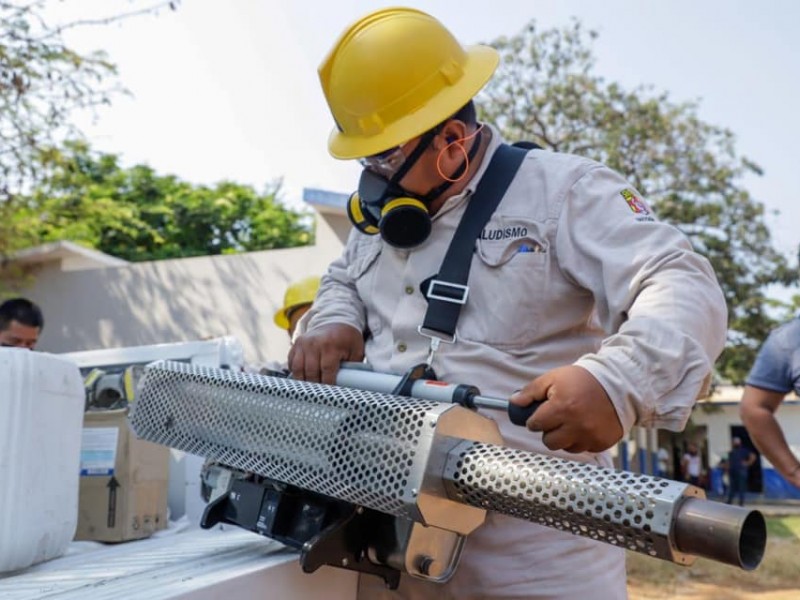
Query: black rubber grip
508 400 545 426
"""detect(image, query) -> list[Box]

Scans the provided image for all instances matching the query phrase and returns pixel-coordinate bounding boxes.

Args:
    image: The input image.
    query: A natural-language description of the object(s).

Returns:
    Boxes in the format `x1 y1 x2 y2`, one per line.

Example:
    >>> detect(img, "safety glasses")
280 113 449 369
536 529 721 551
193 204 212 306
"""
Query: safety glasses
358 145 407 178
357 128 439 181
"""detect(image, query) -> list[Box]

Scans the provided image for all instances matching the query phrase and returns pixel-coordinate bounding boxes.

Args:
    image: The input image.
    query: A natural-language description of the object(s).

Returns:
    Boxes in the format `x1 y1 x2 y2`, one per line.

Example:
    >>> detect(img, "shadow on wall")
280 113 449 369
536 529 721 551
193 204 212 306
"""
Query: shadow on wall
26 245 335 364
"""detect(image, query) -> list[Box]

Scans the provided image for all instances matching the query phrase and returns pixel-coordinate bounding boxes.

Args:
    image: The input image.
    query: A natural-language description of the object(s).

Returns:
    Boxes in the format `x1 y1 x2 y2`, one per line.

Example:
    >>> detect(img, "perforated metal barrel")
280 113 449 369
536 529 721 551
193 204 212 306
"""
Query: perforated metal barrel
444 441 765 569
130 360 766 570
130 360 447 519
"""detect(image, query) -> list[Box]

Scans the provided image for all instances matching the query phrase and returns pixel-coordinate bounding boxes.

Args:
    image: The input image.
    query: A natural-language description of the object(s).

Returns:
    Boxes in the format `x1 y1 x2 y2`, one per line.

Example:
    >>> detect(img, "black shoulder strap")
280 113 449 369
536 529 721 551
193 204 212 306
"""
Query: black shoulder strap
420 143 529 340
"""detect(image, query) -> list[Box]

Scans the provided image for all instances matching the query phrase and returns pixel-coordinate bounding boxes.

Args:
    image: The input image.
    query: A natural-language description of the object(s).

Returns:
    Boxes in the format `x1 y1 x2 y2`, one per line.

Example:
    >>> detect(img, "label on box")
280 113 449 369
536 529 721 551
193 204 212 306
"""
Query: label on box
79 427 120 476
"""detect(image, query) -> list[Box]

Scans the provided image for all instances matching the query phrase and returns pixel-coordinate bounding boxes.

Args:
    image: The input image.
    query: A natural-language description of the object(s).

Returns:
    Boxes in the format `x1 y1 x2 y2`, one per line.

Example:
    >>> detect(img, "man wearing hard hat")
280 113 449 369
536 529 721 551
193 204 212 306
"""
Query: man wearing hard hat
273 275 321 339
290 7 727 599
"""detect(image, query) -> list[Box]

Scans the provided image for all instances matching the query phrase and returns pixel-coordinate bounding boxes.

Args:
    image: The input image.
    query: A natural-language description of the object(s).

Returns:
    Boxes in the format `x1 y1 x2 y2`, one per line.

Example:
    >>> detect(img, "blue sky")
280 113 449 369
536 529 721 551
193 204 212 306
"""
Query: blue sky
50 0 799 261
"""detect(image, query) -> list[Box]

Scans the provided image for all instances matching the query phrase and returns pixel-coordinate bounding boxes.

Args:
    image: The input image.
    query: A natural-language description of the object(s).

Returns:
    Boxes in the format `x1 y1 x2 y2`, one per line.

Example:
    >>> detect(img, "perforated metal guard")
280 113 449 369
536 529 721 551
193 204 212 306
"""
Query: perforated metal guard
444 441 698 563
130 360 443 518
131 361 761 568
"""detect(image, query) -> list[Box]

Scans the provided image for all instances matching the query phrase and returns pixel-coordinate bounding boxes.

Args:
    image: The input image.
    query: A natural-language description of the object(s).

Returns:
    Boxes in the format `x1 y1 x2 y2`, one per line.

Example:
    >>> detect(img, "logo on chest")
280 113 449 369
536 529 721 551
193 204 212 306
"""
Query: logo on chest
479 225 529 241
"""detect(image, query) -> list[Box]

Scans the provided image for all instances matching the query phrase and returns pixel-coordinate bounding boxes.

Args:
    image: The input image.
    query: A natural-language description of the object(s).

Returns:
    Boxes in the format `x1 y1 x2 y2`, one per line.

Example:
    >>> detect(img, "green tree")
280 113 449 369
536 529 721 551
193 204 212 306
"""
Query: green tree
1 2 310 265
0 0 174 258
478 19 798 383
13 141 312 261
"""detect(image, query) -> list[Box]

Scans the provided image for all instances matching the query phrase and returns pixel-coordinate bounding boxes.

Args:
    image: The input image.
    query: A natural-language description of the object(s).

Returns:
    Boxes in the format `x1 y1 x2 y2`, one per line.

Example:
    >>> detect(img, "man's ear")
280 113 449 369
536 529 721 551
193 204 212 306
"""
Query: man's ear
438 121 467 149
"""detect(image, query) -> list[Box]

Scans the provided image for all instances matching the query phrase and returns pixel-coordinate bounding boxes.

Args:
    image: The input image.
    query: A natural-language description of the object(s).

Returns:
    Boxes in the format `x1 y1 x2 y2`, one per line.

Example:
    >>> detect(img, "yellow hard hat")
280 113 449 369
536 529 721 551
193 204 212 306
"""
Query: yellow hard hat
319 7 499 159
273 276 321 330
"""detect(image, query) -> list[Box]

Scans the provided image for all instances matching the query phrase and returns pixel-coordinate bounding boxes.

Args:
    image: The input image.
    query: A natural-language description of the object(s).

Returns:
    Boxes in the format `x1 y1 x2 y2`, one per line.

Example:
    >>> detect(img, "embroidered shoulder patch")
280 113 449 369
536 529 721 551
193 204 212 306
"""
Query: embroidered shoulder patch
620 188 650 215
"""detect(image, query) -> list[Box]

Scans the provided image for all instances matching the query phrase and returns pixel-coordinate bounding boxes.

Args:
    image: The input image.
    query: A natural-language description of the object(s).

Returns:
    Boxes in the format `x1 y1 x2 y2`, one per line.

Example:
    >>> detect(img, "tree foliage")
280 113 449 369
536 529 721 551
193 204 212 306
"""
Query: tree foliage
0 1 178 200
0 0 175 259
479 19 798 383
1 1 311 265
12 141 312 261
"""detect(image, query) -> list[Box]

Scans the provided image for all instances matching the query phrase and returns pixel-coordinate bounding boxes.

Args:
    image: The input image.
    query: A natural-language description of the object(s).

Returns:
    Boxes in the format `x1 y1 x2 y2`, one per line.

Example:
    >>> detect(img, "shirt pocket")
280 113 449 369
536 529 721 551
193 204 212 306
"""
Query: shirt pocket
346 237 384 337
458 226 547 348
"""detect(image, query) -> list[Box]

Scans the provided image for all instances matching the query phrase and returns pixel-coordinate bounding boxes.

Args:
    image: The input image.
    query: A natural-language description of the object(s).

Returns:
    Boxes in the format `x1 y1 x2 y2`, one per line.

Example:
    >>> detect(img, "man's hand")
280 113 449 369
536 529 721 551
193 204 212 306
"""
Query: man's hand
509 365 623 453
288 323 365 384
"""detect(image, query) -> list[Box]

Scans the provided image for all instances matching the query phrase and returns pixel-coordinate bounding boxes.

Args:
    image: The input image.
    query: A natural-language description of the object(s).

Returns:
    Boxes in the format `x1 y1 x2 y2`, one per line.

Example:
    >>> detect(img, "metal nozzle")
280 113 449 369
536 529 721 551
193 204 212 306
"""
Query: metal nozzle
442 441 767 570
673 497 766 570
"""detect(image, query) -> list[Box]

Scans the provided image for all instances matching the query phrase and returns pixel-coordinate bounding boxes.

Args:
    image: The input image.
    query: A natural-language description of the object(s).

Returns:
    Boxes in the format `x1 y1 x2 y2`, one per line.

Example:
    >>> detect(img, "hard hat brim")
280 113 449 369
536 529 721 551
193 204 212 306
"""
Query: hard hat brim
327 45 499 160
273 307 291 330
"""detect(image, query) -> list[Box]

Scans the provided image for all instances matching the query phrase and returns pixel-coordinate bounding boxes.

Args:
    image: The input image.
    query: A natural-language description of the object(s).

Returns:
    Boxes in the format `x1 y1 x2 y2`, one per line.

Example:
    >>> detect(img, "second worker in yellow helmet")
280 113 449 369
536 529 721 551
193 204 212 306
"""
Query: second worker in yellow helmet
291 7 728 599
274 275 321 338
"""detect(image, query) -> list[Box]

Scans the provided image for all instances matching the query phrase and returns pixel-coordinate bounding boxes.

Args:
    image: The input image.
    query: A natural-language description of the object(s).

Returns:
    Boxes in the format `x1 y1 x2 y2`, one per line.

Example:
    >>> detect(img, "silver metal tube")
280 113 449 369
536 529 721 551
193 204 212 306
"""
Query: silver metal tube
470 395 508 410
441 441 766 568
673 497 766 570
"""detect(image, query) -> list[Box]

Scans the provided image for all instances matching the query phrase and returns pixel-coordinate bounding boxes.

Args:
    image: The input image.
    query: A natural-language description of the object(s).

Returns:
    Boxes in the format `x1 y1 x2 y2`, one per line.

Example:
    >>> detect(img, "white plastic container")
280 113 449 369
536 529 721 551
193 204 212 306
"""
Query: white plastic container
0 349 84 573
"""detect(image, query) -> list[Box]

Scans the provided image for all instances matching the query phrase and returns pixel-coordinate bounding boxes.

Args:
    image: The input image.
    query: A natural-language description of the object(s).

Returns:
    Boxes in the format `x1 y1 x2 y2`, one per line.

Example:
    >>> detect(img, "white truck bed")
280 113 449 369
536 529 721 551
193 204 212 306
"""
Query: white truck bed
0 525 357 599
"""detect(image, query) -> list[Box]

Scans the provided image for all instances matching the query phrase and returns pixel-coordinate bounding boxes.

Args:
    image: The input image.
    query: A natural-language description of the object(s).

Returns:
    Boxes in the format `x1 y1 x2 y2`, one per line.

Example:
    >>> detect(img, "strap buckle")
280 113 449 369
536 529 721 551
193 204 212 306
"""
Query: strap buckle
417 325 457 346
417 325 457 368
426 279 469 305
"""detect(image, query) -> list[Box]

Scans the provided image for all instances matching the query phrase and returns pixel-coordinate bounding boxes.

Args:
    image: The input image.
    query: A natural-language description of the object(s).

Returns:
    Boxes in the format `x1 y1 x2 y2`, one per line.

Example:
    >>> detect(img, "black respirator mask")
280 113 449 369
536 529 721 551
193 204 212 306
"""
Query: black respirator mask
347 128 482 249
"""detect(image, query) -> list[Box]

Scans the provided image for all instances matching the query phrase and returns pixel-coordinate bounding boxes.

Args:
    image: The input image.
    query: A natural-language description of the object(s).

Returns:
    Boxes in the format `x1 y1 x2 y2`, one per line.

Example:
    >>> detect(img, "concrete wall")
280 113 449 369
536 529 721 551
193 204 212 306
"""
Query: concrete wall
22 243 341 366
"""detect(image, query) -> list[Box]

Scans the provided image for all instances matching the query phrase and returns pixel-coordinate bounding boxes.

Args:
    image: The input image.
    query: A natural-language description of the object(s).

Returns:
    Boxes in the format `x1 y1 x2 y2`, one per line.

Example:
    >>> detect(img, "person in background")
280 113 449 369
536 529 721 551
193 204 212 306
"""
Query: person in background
717 456 730 497
657 446 671 479
740 313 800 490
681 442 702 486
726 436 755 505
289 7 727 599
0 297 44 350
273 276 322 339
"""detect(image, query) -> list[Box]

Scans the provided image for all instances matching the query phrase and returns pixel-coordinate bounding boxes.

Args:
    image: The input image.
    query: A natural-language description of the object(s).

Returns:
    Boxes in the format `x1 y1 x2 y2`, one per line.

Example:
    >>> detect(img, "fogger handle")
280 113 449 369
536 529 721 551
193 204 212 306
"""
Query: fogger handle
506 401 544 426
336 363 543 425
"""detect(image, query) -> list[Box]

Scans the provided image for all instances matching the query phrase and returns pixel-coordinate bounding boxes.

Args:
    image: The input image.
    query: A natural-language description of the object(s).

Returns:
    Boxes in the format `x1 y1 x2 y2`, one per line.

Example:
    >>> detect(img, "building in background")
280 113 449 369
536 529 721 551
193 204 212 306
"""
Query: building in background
693 385 800 500
2 189 350 366
621 385 800 501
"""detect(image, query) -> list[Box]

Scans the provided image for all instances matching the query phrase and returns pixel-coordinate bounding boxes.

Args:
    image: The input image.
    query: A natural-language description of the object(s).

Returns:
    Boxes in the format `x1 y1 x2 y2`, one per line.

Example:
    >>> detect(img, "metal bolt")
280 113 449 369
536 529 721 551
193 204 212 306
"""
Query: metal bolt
418 556 435 576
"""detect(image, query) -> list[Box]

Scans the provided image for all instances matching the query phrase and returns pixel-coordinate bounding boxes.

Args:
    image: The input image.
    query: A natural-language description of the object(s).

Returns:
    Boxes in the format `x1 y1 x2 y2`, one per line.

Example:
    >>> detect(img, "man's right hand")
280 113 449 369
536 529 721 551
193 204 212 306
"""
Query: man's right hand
288 323 365 384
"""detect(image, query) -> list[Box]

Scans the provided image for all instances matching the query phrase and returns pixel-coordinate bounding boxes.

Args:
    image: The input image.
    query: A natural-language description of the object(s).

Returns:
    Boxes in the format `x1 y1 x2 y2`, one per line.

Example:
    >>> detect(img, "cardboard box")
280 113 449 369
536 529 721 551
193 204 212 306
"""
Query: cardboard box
75 408 170 542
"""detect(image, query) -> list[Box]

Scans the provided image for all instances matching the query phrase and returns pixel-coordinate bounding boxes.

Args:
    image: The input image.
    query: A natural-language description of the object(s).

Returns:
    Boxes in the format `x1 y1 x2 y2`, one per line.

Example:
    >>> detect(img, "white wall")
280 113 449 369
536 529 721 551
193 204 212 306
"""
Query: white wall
22 243 342 366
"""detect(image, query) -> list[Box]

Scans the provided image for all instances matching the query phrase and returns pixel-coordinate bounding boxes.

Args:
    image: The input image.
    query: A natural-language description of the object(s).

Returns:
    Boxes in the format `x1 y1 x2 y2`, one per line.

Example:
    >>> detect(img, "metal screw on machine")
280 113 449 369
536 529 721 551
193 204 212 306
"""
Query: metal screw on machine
418 556 435 576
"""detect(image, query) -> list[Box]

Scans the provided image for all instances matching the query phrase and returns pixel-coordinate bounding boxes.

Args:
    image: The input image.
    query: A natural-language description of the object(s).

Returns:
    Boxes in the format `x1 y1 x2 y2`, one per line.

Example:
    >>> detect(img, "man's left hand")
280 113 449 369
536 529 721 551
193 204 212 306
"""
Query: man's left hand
510 365 623 453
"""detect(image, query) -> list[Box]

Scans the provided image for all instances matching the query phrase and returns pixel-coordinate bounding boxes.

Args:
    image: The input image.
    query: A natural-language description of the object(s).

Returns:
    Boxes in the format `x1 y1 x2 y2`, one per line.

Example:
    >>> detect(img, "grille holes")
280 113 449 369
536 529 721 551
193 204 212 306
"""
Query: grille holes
131 361 439 517
447 442 690 562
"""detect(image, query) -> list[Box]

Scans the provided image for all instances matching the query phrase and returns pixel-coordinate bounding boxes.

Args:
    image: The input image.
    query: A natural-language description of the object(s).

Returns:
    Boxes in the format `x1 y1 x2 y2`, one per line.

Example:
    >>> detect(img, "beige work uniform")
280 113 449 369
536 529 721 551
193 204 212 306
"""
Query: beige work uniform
304 126 727 599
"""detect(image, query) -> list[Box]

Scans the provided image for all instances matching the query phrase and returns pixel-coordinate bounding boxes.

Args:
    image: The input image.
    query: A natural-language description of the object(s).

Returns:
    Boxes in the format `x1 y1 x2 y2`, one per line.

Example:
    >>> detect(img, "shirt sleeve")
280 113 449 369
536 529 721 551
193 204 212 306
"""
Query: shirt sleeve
301 229 369 335
557 164 728 432
745 319 800 393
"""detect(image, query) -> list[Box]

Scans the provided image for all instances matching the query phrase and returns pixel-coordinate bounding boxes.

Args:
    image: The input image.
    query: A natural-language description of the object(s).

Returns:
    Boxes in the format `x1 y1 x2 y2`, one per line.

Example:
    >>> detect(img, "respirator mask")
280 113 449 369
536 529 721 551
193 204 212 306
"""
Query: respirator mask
347 127 482 249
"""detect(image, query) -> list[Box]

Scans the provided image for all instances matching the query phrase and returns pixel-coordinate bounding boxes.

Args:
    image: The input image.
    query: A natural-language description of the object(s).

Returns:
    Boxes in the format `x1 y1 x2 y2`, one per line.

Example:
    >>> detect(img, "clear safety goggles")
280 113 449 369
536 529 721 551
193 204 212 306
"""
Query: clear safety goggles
358 145 407 178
